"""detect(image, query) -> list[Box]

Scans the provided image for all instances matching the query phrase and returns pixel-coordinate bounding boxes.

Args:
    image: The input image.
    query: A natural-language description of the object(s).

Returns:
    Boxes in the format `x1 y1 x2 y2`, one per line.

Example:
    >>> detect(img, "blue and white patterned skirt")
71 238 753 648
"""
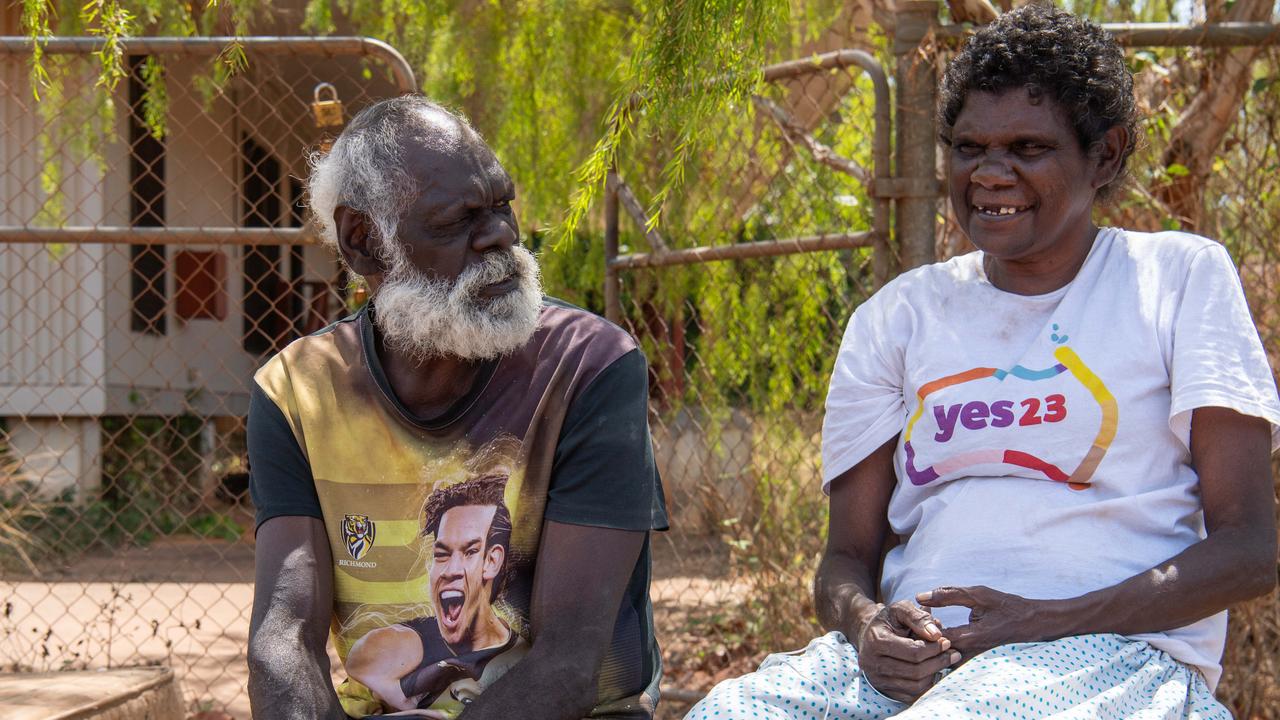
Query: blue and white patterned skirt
684 632 1229 719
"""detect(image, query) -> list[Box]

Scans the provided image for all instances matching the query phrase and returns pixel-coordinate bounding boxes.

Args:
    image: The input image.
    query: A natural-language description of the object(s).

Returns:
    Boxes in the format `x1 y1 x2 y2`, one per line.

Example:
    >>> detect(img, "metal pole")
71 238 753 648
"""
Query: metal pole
604 171 622 324
934 21 1280 47
0 225 321 245
0 36 417 93
893 1 941 272
609 232 877 270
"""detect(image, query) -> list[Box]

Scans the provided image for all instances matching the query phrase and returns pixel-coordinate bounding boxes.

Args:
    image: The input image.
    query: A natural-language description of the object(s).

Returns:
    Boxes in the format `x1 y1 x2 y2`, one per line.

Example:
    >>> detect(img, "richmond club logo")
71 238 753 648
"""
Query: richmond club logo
341 514 376 561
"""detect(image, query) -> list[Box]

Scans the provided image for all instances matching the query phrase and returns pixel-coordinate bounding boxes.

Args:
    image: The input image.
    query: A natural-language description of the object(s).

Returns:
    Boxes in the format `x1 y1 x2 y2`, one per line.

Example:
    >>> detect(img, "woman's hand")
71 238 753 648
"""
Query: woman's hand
855 600 961 703
917 586 1058 661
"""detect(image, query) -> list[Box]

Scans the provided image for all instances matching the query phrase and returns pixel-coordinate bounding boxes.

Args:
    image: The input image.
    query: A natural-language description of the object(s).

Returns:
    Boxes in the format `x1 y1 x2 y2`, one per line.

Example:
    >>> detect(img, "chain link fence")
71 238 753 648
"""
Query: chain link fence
599 53 892 714
1162 43 1280 717
2 21 1280 720
0 37 411 717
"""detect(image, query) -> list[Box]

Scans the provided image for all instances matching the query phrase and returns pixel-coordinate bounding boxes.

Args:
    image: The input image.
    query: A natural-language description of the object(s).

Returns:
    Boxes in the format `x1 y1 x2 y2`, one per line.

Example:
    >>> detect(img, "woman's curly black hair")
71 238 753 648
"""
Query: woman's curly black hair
938 4 1138 200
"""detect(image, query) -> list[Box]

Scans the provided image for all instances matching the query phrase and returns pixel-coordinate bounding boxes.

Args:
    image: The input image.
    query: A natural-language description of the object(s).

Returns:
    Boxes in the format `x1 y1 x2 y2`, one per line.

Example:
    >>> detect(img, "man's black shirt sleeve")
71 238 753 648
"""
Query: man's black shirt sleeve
545 348 669 532
248 382 323 530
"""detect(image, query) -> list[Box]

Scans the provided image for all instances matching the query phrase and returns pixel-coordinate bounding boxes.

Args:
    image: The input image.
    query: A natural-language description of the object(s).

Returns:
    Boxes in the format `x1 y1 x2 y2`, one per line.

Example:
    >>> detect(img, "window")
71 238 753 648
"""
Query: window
240 136 284 354
128 55 167 335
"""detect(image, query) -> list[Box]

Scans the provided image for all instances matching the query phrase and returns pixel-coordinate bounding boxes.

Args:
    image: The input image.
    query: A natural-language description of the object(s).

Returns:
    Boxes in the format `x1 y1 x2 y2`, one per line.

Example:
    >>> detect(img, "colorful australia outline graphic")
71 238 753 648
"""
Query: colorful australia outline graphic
902 345 1117 490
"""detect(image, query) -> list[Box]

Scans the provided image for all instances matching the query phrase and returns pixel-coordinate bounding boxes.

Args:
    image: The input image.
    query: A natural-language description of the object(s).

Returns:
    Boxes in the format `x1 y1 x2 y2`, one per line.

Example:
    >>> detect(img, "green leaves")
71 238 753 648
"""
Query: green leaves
559 0 790 246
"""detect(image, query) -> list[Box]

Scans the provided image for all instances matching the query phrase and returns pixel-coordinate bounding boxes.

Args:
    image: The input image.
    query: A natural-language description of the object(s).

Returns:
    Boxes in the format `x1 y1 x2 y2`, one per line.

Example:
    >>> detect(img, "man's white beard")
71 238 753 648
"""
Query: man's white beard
374 243 543 362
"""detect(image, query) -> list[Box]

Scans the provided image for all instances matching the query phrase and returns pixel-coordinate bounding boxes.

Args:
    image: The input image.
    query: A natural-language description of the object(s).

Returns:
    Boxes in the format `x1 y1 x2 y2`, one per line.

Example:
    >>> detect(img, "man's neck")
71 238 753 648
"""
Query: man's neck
377 336 488 421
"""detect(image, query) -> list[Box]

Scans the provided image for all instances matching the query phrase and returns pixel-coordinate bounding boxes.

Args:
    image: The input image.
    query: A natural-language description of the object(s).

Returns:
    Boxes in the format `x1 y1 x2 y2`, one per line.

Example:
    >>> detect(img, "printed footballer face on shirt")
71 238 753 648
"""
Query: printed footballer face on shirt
902 329 1117 489
431 503 507 648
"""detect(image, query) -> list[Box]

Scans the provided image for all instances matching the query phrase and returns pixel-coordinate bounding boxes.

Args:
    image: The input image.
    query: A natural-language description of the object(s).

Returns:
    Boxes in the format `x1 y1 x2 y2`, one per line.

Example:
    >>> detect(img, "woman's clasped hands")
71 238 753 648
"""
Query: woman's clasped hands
857 586 1057 703
854 600 960 703
918 586 1056 663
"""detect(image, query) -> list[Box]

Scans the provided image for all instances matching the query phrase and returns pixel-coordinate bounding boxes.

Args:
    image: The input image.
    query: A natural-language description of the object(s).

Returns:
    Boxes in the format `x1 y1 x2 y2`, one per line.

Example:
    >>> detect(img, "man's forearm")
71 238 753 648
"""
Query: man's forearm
248 518 347 720
457 645 597 720
248 623 348 720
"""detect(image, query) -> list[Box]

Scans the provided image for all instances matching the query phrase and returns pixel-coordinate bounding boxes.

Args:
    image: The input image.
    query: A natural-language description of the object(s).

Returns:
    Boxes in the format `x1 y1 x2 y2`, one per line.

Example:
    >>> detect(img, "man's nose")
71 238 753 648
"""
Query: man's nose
443 553 465 577
970 153 1016 189
471 211 518 253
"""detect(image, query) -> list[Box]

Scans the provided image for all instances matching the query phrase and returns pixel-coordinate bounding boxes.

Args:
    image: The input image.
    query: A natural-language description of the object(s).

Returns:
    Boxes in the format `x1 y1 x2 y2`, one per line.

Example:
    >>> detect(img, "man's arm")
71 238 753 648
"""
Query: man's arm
446 519 644 720
248 516 347 720
816 436 956 702
922 407 1277 656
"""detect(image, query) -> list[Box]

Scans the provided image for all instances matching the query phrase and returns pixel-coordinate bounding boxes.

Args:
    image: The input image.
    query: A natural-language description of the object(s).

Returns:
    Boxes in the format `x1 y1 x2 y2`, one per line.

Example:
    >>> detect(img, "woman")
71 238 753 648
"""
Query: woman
687 5 1280 718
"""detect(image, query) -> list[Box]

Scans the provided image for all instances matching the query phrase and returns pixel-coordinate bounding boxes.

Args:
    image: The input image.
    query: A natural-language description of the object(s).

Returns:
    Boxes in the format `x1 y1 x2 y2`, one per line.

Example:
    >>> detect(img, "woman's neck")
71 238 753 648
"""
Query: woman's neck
983 224 1100 296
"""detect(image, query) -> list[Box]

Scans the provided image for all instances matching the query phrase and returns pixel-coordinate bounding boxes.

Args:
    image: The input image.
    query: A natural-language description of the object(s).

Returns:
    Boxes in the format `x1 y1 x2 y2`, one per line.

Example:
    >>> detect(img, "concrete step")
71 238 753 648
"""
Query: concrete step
0 667 183 720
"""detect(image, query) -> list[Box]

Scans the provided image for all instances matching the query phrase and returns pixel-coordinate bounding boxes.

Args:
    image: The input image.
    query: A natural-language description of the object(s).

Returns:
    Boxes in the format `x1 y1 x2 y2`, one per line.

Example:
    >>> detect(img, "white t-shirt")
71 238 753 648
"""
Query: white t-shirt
822 228 1280 689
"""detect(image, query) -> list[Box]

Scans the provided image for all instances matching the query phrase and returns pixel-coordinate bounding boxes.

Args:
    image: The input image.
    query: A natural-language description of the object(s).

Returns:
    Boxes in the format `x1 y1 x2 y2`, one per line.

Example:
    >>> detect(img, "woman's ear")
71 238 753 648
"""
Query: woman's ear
1091 125 1129 191
334 206 384 277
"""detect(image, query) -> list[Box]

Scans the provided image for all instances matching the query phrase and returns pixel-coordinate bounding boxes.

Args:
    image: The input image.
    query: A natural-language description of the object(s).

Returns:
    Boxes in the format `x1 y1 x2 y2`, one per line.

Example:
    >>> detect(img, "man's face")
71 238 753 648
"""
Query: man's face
369 110 543 361
395 128 521 285
430 504 505 649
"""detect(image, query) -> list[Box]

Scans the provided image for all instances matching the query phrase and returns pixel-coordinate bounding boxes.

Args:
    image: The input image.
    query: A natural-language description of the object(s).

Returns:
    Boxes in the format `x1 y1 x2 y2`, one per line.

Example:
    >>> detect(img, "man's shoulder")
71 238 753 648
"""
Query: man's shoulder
253 309 364 398
538 297 634 340
532 297 639 367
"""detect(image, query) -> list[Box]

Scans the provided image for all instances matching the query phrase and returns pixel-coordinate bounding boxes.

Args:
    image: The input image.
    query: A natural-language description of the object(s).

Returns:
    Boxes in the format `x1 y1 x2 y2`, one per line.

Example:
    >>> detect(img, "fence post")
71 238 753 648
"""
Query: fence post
604 170 622 324
892 1 940 271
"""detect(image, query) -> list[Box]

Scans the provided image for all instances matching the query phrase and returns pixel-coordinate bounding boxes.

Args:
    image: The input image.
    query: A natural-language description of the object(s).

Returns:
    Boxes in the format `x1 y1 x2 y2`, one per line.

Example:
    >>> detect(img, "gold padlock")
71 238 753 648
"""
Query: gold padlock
312 82 344 128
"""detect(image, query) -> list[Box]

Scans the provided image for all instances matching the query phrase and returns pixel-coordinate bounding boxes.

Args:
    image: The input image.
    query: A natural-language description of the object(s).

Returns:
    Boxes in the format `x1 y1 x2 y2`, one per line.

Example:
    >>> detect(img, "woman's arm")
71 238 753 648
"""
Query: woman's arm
921 406 1277 658
817 436 959 702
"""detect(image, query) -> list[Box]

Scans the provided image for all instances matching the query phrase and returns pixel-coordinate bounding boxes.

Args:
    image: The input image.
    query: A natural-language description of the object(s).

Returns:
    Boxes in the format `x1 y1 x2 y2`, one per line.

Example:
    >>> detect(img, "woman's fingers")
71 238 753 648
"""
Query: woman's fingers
873 630 951 662
875 649 963 681
886 599 944 641
865 668 945 704
917 585 992 609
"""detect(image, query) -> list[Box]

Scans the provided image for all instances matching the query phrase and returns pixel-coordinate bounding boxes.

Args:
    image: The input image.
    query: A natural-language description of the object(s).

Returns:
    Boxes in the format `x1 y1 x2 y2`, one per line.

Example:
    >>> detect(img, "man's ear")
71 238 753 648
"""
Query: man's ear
334 205 384 277
1090 125 1129 192
483 544 505 582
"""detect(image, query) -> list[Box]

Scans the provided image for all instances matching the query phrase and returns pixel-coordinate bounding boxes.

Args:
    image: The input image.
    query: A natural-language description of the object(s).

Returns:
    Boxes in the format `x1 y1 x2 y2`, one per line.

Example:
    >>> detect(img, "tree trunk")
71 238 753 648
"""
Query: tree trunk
1155 0 1274 232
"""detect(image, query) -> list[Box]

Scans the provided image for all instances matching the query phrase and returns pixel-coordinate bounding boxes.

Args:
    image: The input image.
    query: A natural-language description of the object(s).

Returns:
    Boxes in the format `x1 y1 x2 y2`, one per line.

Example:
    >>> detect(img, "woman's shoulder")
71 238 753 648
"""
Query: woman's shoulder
848 252 984 324
1107 227 1228 267
881 251 985 296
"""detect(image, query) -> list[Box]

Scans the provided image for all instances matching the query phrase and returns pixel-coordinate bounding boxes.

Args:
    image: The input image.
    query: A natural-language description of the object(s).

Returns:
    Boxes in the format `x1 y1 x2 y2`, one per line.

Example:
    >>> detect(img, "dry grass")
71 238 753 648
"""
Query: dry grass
0 443 48 576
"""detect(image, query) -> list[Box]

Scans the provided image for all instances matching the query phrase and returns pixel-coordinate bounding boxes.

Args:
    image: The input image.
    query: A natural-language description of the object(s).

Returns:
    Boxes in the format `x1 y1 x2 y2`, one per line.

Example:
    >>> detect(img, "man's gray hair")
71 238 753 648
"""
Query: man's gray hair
307 96 475 262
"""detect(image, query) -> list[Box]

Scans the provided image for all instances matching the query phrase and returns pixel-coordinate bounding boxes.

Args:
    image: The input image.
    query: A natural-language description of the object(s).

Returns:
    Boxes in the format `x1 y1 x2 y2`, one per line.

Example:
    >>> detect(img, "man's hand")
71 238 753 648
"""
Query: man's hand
855 600 960 703
917 586 1048 662
437 520 645 720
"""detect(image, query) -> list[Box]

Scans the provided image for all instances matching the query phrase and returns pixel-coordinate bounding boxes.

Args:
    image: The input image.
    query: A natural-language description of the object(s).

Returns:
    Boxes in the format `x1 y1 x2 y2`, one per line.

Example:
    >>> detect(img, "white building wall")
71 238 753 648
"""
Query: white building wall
0 55 108 418
102 58 257 417
1 55 109 498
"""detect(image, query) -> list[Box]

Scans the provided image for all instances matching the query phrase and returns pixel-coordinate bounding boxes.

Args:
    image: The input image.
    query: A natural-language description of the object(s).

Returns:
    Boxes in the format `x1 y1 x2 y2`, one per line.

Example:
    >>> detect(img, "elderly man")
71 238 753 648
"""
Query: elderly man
246 96 668 720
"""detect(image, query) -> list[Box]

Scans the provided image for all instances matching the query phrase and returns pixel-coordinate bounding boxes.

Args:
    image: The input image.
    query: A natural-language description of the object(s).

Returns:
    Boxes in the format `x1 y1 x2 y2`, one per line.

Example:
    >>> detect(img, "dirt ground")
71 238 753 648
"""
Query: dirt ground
1 529 751 720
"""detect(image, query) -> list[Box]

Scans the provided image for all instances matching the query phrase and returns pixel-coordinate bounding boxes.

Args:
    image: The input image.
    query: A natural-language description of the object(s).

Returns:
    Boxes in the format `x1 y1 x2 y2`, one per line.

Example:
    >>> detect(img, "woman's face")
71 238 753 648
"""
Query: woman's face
947 87 1105 270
